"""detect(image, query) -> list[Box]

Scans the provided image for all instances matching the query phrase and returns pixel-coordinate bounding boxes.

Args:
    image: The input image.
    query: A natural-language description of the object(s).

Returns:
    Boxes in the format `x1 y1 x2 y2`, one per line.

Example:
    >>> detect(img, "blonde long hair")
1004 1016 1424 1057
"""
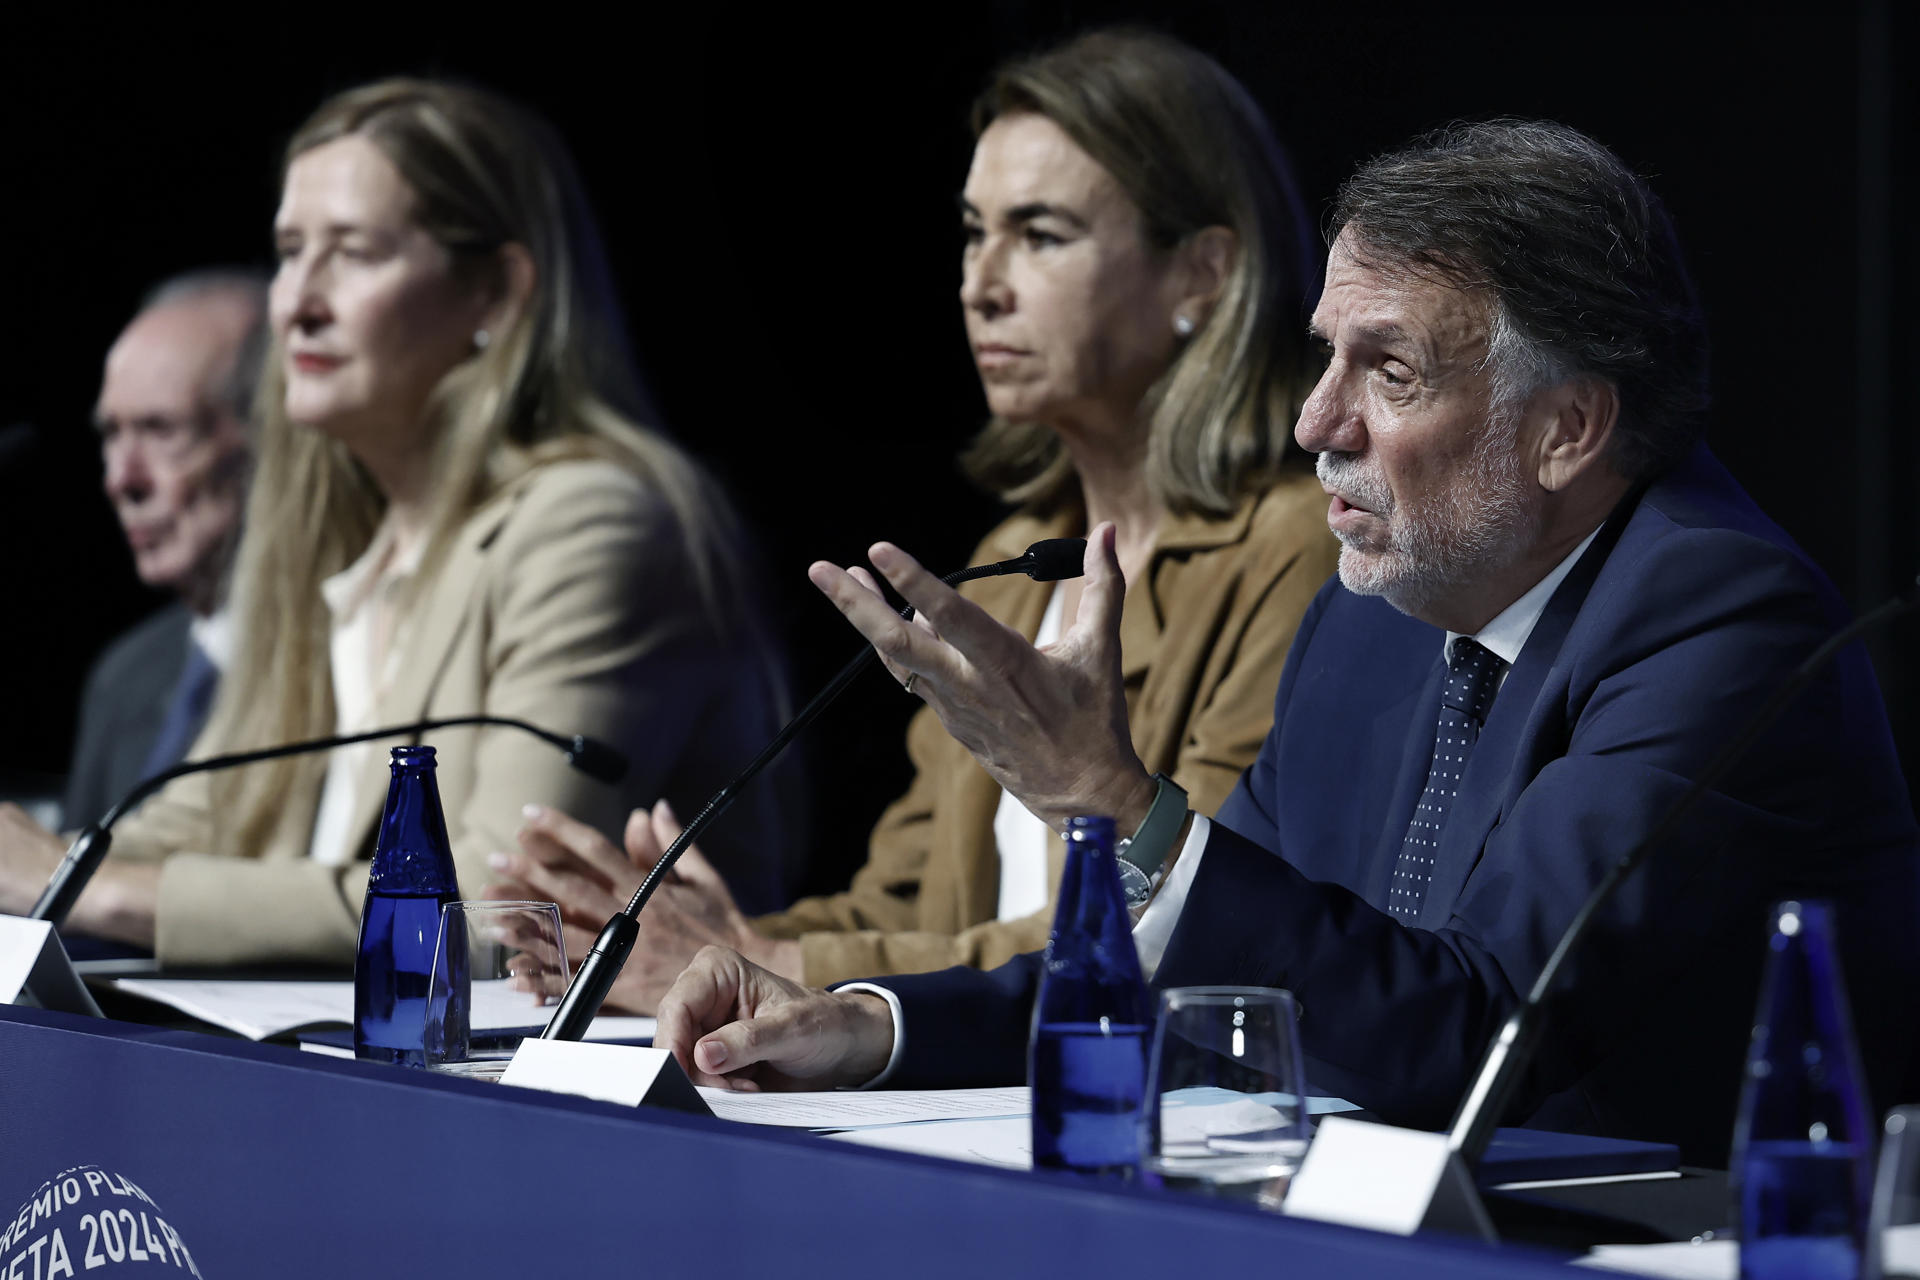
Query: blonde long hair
961 30 1316 517
206 79 763 856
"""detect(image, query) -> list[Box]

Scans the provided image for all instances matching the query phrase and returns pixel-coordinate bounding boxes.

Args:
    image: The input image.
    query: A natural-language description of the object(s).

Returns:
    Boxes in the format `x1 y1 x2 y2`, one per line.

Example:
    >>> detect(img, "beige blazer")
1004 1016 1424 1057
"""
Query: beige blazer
756 469 1340 985
117 459 792 967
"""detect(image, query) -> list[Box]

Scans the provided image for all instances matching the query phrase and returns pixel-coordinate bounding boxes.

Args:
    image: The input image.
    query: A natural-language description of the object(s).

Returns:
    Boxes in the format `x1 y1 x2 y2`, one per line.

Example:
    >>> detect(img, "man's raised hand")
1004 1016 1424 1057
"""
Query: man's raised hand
805 522 1157 832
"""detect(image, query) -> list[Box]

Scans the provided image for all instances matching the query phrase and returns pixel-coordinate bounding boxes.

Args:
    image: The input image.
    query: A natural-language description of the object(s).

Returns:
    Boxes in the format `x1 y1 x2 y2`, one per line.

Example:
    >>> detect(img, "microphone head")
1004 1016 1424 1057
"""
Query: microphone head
564 735 629 784
1020 538 1086 582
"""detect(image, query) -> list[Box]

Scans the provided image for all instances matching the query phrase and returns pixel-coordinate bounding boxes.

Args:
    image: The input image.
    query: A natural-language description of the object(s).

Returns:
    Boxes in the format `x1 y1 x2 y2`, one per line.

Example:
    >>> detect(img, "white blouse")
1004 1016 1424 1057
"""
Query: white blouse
990 584 1066 922
308 521 422 868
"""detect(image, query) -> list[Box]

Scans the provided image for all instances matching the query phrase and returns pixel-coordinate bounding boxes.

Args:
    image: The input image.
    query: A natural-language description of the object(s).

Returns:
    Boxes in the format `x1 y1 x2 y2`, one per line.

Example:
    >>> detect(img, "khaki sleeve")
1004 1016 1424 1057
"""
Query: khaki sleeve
793 910 1055 989
140 737 370 964
155 851 369 966
109 768 215 869
123 728 374 967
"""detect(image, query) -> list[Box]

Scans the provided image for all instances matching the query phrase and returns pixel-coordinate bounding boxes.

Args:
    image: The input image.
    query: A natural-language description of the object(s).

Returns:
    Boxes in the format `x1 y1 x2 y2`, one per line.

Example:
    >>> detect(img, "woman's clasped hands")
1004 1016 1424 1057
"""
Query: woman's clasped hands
484 800 800 1013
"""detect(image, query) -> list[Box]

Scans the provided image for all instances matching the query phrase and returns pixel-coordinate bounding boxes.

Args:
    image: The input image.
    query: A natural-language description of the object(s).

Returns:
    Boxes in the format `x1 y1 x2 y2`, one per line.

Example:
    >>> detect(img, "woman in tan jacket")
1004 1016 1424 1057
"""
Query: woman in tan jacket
491 30 1338 1006
0 80 794 963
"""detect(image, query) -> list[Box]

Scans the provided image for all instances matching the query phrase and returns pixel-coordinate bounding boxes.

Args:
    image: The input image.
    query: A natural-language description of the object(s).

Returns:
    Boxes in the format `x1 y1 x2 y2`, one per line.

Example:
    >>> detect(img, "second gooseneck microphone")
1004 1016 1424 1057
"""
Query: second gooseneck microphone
540 538 1087 1040
30 715 627 930
1444 575 1920 1169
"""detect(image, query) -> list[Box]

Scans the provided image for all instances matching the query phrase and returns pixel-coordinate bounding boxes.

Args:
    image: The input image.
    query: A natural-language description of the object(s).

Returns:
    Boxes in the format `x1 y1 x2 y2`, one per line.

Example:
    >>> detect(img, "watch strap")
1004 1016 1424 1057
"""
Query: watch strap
1115 772 1187 884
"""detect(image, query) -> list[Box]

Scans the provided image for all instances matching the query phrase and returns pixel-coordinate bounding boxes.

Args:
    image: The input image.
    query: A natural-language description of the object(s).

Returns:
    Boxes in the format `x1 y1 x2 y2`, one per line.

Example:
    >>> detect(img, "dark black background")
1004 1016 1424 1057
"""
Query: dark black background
3 2 1913 897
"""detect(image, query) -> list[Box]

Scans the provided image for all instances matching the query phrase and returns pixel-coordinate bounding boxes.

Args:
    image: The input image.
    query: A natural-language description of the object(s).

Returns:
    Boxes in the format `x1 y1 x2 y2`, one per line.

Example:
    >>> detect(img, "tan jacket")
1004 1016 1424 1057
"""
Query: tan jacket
117 460 792 966
757 469 1339 985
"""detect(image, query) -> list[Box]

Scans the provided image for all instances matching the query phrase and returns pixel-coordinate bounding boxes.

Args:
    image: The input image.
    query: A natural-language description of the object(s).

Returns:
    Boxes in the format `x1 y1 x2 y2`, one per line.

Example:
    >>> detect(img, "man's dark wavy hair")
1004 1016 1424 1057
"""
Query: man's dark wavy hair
1331 119 1710 481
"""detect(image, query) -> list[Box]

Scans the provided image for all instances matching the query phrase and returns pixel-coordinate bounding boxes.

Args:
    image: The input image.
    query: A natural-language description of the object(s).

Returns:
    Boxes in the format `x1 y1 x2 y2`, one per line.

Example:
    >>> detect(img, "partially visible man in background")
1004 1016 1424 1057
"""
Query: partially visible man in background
61 270 266 826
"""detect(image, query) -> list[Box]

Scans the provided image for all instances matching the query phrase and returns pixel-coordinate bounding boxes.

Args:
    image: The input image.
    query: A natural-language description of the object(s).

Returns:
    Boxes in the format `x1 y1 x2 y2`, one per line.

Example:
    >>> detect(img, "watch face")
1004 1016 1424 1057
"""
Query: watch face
1117 859 1153 908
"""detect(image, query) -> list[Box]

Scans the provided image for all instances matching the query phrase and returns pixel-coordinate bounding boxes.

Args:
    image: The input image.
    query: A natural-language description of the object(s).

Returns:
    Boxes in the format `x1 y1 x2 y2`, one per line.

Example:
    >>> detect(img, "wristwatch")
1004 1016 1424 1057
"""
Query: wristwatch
1113 773 1188 908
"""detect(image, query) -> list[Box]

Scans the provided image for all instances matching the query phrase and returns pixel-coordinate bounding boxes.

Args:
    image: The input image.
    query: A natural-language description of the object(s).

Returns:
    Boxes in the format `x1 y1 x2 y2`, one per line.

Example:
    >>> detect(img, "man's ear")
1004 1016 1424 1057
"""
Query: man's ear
1533 377 1621 492
1172 225 1238 330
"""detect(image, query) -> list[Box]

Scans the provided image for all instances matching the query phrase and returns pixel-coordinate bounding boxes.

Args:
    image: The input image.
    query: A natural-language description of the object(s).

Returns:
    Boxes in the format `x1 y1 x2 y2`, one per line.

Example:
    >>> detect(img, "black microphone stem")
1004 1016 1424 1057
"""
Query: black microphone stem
29 715 627 929
1447 581 1920 1165
542 539 1086 1041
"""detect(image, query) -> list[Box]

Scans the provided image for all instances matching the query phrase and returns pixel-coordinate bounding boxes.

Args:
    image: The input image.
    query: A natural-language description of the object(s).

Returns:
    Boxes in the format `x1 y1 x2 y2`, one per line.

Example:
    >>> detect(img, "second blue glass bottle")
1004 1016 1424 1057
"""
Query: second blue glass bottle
1029 815 1154 1177
1733 899 1874 1280
354 745 462 1066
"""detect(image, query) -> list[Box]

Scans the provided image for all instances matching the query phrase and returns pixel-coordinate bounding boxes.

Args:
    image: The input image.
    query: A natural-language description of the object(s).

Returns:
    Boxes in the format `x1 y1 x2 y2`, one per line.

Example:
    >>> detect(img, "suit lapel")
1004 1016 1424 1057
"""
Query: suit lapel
1415 503 1636 926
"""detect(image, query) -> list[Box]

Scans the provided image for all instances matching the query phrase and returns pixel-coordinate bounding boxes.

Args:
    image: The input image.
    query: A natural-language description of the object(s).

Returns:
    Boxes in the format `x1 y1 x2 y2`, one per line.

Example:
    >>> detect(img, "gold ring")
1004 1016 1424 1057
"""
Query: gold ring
903 672 918 696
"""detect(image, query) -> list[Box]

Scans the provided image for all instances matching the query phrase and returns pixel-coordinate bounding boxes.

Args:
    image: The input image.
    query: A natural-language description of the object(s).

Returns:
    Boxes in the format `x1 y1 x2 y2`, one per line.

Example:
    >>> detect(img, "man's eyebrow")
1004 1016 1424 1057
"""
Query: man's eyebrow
1305 321 1412 346
1357 322 1411 346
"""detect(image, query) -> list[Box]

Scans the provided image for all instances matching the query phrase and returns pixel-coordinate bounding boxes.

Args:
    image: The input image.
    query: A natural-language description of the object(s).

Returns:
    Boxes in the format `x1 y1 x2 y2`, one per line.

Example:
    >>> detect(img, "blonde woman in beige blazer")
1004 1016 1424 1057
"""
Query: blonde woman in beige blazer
491 31 1337 1011
0 81 791 964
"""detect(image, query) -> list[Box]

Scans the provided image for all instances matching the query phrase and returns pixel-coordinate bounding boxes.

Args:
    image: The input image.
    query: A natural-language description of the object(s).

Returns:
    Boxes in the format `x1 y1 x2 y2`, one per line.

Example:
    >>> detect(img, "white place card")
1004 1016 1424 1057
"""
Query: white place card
0 915 102 1016
1283 1115 1493 1240
500 1037 710 1115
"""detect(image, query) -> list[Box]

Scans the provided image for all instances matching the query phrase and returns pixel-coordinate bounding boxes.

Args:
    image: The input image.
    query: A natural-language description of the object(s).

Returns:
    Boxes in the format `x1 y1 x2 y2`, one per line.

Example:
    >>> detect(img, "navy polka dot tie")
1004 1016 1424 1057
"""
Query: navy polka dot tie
1389 638 1505 923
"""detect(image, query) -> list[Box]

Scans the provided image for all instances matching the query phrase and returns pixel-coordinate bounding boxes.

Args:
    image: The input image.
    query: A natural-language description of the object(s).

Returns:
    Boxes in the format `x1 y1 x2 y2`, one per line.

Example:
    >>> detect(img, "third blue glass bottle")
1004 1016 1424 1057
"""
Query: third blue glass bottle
1029 815 1154 1177
1733 900 1874 1280
354 745 462 1066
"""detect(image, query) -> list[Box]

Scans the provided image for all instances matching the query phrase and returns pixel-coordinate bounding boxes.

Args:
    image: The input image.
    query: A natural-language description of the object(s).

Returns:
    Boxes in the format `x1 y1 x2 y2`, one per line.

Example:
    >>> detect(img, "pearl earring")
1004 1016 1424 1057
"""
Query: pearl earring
1173 314 1195 338
473 328 492 351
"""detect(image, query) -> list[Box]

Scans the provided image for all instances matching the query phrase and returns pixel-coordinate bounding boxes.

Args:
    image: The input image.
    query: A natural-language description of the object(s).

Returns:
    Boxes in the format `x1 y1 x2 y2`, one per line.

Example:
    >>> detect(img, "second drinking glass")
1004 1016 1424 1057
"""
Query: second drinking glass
1141 986 1311 1208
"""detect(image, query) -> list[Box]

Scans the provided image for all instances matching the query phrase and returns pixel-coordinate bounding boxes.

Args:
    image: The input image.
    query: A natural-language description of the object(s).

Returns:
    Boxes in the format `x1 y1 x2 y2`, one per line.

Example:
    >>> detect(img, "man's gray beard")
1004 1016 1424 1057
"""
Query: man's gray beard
1319 411 1539 619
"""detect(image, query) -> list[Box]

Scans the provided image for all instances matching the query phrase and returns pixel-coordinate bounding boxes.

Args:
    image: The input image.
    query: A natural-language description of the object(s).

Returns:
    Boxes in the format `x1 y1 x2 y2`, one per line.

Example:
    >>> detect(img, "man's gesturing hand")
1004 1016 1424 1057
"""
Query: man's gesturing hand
656 946 895 1091
805 522 1157 833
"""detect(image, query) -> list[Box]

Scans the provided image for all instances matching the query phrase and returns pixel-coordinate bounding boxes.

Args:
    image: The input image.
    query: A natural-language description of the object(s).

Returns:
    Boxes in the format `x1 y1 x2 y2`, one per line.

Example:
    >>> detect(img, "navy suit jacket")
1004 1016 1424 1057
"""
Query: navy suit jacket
878 449 1919 1164
62 602 197 829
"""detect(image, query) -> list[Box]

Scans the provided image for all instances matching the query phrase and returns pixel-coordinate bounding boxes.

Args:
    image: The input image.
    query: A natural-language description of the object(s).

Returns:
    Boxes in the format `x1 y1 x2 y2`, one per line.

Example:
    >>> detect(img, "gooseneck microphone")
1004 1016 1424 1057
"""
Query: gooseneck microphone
30 715 628 929
541 538 1088 1040
1446 575 1920 1168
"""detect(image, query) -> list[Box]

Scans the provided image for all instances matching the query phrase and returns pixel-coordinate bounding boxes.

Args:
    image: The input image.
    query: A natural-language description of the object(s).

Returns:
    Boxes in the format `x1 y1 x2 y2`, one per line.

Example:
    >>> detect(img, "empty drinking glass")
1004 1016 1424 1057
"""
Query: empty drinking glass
423 900 569 1079
1141 986 1310 1209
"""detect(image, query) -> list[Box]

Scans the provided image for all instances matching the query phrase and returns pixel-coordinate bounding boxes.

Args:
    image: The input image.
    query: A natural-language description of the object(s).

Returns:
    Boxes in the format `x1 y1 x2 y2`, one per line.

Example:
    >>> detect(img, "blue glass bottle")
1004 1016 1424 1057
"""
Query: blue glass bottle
354 746 462 1066
1734 900 1874 1280
1029 815 1154 1177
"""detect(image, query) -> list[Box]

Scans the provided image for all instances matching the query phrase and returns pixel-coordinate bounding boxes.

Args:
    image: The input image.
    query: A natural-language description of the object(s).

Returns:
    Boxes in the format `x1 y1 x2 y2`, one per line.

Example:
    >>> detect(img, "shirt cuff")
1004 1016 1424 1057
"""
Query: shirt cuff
1132 813 1211 980
832 981 906 1089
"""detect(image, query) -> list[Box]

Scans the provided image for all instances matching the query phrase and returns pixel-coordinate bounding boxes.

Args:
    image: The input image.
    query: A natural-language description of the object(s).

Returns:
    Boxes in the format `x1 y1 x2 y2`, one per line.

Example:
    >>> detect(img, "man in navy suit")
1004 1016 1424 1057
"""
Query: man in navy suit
1 271 264 906
60 272 266 829
655 121 1918 1162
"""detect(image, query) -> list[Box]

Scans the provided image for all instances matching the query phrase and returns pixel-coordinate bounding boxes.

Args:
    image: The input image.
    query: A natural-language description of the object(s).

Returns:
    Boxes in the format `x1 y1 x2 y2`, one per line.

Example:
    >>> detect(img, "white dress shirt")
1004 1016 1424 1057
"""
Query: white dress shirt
188 608 234 674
